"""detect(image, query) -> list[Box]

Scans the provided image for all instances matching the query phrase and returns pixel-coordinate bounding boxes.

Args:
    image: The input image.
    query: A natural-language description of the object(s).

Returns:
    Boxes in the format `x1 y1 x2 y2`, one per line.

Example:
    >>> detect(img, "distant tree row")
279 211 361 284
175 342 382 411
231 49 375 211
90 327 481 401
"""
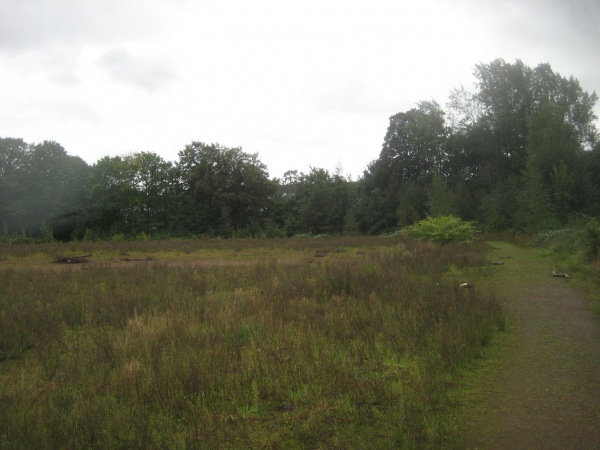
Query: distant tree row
1 59 599 241
0 139 356 240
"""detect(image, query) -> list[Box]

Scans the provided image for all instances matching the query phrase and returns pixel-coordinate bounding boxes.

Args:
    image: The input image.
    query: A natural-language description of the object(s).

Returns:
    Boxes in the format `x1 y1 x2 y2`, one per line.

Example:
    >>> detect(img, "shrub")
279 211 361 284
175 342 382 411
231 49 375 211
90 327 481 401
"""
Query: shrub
409 215 476 244
39 221 56 243
585 218 600 261
534 215 600 263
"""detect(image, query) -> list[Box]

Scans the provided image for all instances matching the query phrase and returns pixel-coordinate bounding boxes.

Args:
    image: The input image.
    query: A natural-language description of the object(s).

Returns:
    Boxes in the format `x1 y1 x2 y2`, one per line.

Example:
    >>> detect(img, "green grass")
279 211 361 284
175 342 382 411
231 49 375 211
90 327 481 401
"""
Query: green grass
0 236 392 267
529 220 600 316
0 236 503 448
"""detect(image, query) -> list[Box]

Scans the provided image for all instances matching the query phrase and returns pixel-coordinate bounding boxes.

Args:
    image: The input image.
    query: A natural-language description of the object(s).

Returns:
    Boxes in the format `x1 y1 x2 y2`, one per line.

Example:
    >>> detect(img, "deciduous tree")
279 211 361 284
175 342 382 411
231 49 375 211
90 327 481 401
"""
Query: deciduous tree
176 142 275 236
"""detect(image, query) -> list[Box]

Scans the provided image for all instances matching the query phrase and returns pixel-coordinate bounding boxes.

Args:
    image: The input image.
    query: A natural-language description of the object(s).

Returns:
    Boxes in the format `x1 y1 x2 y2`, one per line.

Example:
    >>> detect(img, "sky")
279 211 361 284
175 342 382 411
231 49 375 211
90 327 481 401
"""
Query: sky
1 0 599 180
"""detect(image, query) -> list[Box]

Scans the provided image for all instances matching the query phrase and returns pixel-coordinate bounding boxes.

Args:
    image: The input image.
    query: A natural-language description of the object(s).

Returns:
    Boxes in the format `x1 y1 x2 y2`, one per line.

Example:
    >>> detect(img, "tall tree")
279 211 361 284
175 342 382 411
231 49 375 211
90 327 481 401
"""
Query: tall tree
0 138 28 233
0 139 89 239
367 100 447 227
525 102 585 223
530 63 598 148
84 152 177 236
27 141 89 239
85 155 138 235
473 59 533 177
271 167 355 236
176 142 275 236
446 59 598 230
376 100 447 184
355 167 392 234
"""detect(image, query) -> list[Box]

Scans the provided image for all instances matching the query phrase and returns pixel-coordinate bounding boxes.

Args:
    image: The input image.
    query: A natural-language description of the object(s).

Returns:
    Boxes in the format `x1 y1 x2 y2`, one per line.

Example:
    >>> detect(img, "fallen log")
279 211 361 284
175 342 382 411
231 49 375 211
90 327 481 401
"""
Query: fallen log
56 254 92 264
552 271 571 279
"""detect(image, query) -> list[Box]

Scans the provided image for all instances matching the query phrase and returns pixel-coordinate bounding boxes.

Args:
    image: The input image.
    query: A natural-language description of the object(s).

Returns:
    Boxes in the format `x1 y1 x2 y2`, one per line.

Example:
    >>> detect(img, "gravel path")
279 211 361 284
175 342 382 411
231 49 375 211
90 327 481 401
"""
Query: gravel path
457 242 600 449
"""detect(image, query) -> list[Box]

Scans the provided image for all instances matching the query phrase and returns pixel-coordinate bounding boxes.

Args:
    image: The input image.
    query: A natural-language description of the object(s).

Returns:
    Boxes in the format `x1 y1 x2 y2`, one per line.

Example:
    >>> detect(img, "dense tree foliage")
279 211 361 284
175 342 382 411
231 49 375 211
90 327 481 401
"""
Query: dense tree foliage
364 58 598 233
175 142 276 237
83 152 178 238
365 100 447 229
0 139 88 240
1 59 598 240
273 168 356 236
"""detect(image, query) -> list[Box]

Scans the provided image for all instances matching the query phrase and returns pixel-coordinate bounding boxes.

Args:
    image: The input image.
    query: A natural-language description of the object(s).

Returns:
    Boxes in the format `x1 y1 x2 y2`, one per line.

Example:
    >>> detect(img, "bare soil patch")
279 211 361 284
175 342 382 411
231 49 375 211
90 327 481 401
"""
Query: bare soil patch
456 242 600 449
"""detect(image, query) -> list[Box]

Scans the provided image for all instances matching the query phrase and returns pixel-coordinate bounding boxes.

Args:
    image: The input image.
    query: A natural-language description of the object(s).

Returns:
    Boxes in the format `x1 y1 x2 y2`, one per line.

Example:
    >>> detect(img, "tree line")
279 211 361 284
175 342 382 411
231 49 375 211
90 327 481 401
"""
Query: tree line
1 59 599 241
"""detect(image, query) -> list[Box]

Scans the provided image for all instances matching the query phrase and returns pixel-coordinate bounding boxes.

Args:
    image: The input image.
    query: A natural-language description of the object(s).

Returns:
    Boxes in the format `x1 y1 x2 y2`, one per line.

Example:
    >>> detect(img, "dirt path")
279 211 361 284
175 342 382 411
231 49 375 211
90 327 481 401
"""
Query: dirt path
456 242 600 449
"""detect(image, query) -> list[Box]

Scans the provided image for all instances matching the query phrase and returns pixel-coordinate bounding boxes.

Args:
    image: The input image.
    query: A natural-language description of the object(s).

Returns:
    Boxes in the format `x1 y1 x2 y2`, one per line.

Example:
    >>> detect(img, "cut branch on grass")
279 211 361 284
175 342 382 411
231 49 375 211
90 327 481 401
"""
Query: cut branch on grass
55 254 92 264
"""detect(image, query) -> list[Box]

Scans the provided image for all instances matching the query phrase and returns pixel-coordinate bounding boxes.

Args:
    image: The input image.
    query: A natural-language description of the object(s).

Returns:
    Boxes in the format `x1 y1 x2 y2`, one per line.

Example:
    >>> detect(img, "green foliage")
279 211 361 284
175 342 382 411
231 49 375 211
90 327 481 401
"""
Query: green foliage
409 215 477 244
39 221 56 244
355 176 395 235
427 173 456 217
84 152 178 237
274 167 355 236
2 59 599 240
367 101 447 230
586 218 600 261
82 228 99 242
370 58 598 235
396 181 428 227
378 100 447 183
176 142 276 236
0 138 89 240
515 168 559 232
111 232 126 242
478 178 518 231
531 215 600 314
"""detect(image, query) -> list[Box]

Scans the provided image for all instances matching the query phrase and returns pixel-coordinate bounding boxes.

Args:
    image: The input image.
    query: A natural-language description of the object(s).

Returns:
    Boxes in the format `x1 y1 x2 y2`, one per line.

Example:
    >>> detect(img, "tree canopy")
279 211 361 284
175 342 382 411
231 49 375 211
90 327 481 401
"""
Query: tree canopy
1 59 598 241
0 139 88 240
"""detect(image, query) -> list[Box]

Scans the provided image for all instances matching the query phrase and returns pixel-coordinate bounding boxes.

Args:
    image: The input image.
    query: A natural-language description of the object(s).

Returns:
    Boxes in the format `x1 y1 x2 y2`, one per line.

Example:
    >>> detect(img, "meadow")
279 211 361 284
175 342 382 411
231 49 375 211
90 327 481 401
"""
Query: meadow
0 236 503 449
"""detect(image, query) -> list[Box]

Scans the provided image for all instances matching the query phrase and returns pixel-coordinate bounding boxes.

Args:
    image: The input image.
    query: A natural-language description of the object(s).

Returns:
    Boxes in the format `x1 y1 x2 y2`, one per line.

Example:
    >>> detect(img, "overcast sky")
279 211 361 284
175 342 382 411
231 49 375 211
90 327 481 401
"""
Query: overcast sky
1 0 599 179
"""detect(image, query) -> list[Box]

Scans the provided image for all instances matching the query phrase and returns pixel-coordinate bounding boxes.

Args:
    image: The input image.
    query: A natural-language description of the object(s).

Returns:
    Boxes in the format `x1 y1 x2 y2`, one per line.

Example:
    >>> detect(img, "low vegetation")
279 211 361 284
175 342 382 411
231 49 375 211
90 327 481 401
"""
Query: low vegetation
532 215 600 313
0 236 502 448
409 215 477 244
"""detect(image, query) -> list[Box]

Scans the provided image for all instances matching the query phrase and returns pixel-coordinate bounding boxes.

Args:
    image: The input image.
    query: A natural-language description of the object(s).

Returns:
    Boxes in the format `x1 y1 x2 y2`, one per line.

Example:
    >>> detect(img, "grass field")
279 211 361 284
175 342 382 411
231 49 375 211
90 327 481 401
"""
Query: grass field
0 236 503 449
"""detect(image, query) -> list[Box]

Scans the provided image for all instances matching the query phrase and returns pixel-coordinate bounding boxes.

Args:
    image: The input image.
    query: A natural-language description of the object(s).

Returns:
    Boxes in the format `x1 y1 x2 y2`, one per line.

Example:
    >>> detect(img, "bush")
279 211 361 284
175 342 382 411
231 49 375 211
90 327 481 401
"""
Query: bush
585 218 600 261
534 215 600 263
409 215 477 244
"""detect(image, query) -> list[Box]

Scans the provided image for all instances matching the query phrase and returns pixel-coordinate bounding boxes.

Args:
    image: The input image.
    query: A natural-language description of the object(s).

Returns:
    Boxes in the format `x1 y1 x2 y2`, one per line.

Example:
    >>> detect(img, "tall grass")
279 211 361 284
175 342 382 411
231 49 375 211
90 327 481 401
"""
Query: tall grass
532 215 600 314
0 237 502 448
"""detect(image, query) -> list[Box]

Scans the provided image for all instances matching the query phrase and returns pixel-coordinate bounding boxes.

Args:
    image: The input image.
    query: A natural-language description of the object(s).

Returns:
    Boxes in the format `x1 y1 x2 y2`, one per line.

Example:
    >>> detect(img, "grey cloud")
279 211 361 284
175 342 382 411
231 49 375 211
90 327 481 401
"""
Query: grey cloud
0 0 165 52
98 48 179 93
486 0 600 55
